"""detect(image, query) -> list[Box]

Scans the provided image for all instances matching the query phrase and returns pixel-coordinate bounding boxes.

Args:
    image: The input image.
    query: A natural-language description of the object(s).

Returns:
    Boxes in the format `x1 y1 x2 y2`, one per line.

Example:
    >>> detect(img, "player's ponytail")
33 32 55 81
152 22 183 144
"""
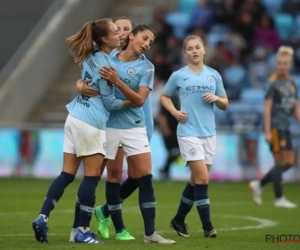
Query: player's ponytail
67 18 112 65
122 24 157 51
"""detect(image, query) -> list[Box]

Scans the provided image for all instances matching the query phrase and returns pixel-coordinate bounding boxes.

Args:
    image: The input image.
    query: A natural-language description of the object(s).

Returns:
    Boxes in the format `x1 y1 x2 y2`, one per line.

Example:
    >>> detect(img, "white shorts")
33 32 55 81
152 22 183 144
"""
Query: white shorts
105 127 150 160
63 114 106 157
177 135 216 165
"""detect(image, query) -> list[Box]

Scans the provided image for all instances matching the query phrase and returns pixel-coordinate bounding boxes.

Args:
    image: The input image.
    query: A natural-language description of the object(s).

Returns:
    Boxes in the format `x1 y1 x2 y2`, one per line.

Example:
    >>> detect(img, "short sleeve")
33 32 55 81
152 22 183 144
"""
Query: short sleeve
215 72 226 97
163 73 178 97
265 81 275 100
139 63 155 90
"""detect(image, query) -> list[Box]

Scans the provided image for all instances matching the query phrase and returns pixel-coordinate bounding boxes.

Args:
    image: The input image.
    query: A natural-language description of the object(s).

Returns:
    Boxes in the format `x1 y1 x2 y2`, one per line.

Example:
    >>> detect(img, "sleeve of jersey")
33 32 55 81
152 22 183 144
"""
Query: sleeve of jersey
100 84 124 111
163 73 178 96
264 81 275 100
215 72 226 97
94 54 124 111
139 63 155 89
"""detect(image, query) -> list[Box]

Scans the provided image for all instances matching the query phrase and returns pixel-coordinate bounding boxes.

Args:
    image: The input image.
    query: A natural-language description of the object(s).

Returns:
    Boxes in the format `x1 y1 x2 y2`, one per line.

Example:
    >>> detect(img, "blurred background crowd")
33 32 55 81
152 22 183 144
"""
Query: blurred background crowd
1 0 300 182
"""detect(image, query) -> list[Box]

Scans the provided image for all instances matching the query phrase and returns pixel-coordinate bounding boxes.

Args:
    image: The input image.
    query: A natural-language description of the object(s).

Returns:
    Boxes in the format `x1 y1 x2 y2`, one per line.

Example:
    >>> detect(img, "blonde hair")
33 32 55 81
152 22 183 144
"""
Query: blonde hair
276 46 294 59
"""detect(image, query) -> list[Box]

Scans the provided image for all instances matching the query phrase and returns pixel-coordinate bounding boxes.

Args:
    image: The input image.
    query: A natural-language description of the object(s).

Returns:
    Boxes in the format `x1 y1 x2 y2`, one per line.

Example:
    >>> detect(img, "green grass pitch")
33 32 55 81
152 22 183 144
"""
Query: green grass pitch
0 179 299 249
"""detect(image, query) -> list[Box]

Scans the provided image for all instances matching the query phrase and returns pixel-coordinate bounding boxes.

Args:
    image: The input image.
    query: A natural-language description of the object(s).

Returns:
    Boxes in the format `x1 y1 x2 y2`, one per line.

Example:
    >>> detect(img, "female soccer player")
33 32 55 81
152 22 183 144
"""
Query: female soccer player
160 35 228 238
249 46 299 208
97 24 174 244
32 18 136 244
75 18 155 241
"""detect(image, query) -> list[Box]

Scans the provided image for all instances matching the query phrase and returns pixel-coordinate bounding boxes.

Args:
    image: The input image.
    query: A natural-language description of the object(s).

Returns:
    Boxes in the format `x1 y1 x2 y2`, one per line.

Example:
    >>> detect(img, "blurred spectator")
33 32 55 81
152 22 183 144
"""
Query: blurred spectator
152 8 174 48
209 41 232 71
189 0 214 32
165 36 182 71
249 47 273 88
232 11 255 57
238 0 266 24
282 0 300 16
222 59 249 100
252 15 281 52
151 49 173 81
209 0 236 26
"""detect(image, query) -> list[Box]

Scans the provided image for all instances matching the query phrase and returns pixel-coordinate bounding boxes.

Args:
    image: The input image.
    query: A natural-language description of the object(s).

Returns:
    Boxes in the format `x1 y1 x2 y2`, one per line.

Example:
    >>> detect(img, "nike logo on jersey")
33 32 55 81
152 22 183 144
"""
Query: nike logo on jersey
144 145 149 147
183 78 189 81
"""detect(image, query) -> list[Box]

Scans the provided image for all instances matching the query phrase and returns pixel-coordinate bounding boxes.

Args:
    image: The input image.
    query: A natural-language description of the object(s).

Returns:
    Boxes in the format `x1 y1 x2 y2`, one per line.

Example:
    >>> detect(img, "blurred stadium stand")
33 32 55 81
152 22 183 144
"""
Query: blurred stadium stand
0 0 300 181
0 0 177 126
0 0 299 131
0 0 55 72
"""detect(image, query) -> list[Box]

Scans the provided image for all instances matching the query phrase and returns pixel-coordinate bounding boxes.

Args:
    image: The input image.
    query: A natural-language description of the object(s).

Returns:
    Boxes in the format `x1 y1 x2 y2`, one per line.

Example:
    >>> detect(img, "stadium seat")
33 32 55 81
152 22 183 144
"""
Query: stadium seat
240 88 265 104
261 0 283 16
274 13 294 41
223 66 247 87
165 12 191 39
206 32 228 46
178 0 198 13
267 53 276 67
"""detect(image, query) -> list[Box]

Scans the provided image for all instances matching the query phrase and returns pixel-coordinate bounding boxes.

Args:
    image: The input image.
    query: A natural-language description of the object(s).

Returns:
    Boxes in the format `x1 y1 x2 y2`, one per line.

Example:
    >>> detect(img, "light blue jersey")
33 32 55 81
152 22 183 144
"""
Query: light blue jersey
110 48 119 56
66 51 125 130
163 65 226 137
107 53 155 130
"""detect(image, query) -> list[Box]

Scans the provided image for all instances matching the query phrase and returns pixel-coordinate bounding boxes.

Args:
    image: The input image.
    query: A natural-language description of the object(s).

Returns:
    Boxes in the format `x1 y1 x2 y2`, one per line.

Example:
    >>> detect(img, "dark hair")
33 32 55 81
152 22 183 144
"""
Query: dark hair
115 16 135 28
67 18 112 64
122 24 157 51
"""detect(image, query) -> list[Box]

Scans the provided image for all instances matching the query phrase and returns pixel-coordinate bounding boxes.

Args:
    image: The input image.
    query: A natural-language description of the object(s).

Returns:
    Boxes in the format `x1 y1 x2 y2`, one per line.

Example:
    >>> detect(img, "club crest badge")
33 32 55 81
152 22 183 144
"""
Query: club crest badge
207 75 214 82
127 67 136 75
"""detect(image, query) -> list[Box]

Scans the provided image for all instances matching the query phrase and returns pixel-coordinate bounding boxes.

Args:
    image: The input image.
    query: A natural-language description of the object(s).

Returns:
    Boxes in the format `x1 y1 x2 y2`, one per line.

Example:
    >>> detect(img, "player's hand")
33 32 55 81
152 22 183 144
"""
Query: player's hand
265 132 272 143
203 93 219 103
99 66 119 84
173 110 188 123
77 79 99 97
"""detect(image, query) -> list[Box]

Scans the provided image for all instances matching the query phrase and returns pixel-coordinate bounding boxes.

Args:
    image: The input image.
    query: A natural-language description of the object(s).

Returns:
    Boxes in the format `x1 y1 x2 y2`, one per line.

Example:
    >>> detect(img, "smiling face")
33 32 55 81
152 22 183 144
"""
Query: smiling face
115 18 133 47
184 37 205 65
128 29 155 55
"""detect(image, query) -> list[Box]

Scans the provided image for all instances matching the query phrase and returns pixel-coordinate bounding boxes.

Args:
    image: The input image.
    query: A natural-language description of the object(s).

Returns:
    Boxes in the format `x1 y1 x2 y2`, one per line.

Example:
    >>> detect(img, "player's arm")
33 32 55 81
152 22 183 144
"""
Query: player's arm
94 54 135 109
99 66 153 107
293 100 300 124
264 81 275 142
214 96 228 110
293 85 300 124
160 73 188 123
99 80 135 110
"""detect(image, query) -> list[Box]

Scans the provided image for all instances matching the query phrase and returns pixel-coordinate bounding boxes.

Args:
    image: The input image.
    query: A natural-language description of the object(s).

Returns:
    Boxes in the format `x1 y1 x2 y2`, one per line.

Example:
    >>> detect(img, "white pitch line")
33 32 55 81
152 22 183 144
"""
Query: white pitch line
0 214 277 237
